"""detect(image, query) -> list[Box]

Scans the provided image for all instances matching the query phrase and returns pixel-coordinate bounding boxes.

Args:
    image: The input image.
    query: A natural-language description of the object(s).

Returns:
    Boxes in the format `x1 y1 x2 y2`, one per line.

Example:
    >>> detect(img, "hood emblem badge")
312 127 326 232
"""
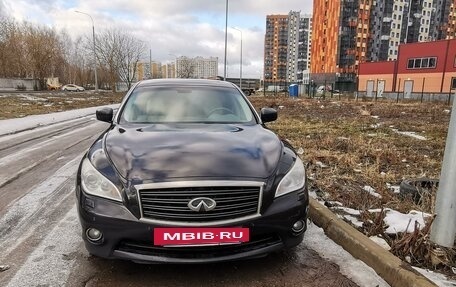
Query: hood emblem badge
187 197 217 212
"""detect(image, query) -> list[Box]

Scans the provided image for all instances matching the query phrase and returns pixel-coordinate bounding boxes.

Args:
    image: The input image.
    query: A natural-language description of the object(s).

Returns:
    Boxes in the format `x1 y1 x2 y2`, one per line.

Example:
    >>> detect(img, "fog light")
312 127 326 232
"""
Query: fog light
292 220 305 234
86 228 103 243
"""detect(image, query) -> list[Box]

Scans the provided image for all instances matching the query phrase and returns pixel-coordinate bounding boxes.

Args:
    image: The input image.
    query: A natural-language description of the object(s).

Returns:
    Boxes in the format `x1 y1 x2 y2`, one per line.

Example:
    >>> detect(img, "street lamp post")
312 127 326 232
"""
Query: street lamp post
231 27 242 90
75 11 98 91
223 0 228 80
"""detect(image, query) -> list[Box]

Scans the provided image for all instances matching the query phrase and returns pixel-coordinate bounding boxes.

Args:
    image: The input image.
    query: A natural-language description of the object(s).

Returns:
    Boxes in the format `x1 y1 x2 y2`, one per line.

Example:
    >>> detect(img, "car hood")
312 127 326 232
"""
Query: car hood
104 124 282 181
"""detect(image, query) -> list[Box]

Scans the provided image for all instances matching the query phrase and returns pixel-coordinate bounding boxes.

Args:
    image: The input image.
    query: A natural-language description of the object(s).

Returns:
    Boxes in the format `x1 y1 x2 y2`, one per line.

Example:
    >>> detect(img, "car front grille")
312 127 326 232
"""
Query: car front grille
136 181 263 225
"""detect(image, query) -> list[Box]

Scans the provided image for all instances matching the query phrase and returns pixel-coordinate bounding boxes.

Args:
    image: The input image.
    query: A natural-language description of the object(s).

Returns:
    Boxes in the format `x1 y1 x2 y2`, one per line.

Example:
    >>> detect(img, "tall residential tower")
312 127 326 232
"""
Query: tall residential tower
286 12 312 83
264 11 312 85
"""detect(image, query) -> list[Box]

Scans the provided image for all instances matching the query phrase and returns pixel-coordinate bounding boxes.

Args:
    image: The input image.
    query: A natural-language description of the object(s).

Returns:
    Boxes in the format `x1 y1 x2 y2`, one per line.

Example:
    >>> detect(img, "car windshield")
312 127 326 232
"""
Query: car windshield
119 85 256 124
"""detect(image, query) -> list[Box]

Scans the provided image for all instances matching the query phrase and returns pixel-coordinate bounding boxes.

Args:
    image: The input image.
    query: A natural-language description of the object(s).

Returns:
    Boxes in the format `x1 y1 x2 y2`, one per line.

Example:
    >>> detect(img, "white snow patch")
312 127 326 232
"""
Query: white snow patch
392 129 427 140
383 209 431 234
369 236 391 251
315 161 328 168
0 122 99 167
0 156 80 255
370 123 382 129
0 103 119 136
413 267 456 287
337 136 349 140
326 201 343 207
344 215 364 228
371 115 380 119
5 206 81 287
331 206 361 216
18 94 47 102
304 222 389 287
386 183 401 194
363 185 382 198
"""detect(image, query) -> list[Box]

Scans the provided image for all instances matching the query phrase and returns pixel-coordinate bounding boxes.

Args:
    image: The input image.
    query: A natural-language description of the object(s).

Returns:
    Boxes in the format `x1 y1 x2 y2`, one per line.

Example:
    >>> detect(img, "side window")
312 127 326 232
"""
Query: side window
407 57 437 69
428 57 436 68
407 59 414 69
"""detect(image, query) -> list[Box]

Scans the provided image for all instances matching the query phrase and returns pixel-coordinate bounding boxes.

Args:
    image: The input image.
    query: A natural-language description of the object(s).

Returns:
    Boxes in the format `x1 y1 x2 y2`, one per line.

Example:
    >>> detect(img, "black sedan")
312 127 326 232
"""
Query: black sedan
76 79 308 263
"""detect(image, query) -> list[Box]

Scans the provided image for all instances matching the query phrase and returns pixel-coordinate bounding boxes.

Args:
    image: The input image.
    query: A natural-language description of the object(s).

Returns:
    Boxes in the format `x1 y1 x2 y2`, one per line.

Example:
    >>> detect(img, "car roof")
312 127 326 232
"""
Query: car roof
136 79 238 89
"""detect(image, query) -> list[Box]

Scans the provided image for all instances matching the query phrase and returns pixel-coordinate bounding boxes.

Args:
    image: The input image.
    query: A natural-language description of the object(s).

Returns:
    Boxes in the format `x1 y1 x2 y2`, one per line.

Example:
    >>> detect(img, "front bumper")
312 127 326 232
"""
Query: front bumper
77 187 308 264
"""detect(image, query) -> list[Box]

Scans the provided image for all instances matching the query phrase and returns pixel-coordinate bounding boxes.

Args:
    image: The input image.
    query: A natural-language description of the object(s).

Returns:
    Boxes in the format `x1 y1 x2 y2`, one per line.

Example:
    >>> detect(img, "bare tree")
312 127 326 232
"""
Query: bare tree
94 28 145 91
117 33 146 89
176 57 195 78
0 18 148 91
0 17 28 78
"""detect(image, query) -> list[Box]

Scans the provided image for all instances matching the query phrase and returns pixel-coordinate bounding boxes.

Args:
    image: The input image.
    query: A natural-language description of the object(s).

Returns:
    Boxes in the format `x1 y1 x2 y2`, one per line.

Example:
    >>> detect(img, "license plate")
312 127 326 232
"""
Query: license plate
154 227 250 246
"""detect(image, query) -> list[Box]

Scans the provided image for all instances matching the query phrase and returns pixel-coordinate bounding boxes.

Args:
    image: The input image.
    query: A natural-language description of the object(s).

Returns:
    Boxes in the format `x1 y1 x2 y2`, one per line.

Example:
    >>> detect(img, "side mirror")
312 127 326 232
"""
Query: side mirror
260 108 277 123
96 108 113 123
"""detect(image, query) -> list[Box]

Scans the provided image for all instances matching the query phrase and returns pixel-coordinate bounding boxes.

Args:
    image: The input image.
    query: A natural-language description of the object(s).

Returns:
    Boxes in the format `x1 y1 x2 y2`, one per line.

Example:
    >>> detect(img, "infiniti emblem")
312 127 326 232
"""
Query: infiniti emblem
187 197 217 212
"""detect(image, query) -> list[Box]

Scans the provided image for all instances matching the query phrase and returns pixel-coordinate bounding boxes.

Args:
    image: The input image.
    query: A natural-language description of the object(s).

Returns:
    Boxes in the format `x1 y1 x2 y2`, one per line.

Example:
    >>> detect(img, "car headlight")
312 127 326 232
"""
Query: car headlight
275 156 306 197
81 158 122 202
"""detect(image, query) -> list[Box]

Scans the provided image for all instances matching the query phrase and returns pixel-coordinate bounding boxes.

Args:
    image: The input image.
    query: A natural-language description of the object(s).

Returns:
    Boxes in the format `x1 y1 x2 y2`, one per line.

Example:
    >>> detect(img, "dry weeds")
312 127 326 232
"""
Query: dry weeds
249 95 455 274
0 91 125 120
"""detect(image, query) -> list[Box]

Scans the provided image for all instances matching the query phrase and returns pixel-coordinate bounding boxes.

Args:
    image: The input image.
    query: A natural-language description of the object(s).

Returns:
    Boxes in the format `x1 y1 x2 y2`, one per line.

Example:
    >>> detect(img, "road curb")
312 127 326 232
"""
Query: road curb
308 198 437 287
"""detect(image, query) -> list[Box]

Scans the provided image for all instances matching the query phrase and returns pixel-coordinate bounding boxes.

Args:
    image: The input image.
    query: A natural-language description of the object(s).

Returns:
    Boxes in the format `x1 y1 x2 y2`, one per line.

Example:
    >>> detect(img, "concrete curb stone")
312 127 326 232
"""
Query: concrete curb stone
308 198 437 287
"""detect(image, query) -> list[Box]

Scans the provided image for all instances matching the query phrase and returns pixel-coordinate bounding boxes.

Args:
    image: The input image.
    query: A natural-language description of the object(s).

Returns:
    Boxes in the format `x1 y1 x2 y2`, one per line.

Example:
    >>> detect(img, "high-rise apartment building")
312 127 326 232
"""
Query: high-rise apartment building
430 0 454 40
264 15 289 83
310 0 342 79
446 0 456 39
193 56 218 79
161 63 176 78
135 62 146 81
150 62 162 79
264 11 312 84
135 61 163 81
311 0 455 85
175 56 218 79
286 12 312 83
369 0 441 62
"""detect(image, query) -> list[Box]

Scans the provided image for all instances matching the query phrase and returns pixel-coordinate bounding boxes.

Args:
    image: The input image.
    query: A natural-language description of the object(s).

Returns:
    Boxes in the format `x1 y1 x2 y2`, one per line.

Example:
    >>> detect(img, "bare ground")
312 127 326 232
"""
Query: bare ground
0 91 124 120
1 91 454 276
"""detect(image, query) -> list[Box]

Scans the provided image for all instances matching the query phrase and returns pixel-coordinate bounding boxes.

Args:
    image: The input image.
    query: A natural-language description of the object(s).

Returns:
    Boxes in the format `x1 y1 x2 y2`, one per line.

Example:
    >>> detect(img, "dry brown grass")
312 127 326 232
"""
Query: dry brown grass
249 95 455 274
0 91 125 120
249 96 448 214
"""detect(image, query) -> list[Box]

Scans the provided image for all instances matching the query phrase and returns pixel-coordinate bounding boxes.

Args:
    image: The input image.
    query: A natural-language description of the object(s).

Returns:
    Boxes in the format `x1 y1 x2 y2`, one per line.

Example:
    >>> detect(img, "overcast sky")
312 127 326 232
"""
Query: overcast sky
0 0 312 78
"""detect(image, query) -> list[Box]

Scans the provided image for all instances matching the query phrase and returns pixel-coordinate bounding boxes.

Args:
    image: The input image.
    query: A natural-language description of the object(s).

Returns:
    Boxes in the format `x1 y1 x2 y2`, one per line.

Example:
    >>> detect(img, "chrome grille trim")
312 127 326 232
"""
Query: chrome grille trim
135 181 264 227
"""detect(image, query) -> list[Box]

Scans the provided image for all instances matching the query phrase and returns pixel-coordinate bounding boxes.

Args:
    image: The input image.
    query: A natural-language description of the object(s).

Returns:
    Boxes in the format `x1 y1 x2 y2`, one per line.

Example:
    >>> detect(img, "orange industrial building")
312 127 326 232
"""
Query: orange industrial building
358 39 456 95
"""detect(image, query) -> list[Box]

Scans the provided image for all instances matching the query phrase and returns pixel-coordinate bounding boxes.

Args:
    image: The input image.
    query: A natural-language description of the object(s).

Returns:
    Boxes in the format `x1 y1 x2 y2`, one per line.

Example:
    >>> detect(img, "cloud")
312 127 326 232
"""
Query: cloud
1 0 313 78
0 0 8 17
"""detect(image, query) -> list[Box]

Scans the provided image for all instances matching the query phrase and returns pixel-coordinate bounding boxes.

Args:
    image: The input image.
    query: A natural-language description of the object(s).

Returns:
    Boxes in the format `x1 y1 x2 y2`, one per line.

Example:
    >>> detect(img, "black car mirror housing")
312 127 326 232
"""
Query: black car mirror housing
260 108 277 123
96 108 114 123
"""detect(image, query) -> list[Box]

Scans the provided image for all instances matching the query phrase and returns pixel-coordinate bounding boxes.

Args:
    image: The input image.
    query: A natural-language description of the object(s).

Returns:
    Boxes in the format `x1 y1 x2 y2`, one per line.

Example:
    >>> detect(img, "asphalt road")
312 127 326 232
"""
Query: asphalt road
0 115 382 287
